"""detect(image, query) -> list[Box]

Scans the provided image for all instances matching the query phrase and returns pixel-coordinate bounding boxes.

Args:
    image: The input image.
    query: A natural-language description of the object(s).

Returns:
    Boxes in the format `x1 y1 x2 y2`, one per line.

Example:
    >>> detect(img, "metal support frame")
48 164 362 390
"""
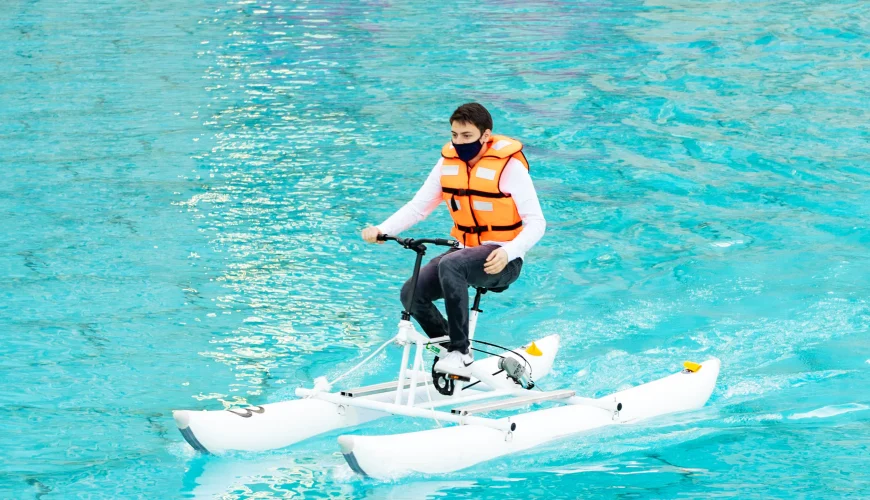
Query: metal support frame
296 235 623 434
451 389 576 416
297 316 623 434
296 388 515 432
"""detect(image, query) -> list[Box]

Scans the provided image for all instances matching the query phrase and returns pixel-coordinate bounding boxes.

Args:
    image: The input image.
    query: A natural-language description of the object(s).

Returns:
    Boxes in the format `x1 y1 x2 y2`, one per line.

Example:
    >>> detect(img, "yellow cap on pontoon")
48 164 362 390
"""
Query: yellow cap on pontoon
525 342 543 356
683 361 702 373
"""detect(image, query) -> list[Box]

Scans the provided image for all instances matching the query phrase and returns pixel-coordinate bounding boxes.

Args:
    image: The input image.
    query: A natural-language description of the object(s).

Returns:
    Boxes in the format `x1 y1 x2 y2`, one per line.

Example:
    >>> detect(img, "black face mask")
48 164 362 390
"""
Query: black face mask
452 136 485 163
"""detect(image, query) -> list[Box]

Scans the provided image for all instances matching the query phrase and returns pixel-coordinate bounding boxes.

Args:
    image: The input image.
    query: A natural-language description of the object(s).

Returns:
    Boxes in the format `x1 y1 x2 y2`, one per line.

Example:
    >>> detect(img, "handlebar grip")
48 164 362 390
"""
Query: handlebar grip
376 233 390 242
434 238 456 247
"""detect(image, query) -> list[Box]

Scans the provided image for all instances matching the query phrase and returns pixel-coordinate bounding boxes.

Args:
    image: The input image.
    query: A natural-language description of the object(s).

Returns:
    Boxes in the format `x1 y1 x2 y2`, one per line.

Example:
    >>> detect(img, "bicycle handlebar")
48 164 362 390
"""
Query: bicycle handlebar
377 234 458 250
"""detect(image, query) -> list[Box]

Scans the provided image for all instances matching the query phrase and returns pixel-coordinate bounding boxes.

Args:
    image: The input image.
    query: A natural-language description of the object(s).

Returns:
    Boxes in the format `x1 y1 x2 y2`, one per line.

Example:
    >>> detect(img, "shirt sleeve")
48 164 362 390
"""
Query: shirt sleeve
498 158 546 262
375 159 444 236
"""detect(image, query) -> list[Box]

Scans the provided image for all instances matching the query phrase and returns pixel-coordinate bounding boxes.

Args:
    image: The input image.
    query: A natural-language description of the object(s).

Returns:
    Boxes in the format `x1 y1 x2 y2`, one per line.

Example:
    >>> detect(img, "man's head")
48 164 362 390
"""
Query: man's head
450 102 492 145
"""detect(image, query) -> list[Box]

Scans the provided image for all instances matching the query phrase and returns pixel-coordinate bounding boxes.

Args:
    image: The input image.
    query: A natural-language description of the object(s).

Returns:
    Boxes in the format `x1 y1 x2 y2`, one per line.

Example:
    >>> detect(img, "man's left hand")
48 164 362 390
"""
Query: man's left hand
483 248 509 274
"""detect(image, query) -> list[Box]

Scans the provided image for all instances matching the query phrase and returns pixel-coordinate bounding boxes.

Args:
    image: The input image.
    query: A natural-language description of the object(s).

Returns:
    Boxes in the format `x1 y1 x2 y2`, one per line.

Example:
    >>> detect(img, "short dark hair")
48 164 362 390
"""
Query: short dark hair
450 103 493 134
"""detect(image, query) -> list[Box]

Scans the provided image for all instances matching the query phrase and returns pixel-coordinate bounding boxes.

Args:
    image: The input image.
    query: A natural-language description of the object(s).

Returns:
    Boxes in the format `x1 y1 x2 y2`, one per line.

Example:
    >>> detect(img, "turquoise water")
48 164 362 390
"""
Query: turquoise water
2 0 868 497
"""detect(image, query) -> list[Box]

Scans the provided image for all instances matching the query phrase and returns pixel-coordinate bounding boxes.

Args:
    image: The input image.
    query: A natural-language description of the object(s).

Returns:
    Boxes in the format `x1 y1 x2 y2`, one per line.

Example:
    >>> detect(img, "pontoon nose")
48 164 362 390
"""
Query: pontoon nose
701 357 722 376
173 410 191 430
338 435 354 454
338 435 368 476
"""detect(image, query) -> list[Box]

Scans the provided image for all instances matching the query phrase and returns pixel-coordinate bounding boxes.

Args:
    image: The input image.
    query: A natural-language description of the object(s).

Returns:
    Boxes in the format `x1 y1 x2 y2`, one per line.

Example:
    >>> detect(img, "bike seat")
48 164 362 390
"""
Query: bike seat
475 285 509 294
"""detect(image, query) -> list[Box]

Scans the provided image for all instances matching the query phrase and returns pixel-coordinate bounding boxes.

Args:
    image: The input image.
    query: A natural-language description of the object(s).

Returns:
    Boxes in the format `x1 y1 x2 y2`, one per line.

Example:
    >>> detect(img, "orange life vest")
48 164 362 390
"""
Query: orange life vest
440 135 529 247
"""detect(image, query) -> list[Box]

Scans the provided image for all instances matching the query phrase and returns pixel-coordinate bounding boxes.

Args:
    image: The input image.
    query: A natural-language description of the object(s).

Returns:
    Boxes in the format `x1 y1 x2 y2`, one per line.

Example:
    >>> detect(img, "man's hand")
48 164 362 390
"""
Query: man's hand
483 248 509 274
362 226 383 243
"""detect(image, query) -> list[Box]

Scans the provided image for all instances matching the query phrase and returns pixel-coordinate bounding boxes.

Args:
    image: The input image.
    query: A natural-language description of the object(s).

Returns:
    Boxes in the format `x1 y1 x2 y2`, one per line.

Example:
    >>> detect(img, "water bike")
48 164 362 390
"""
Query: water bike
173 235 720 479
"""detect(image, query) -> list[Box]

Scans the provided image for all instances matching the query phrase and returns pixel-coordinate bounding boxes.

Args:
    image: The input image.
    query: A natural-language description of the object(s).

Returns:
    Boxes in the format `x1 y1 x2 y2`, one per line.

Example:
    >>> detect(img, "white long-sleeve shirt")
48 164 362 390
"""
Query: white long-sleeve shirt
376 157 546 262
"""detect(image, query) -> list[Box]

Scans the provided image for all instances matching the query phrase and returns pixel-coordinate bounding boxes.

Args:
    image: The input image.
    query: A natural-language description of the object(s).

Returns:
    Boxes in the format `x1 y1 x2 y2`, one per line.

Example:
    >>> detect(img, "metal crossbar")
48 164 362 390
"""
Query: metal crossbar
451 390 576 416
341 373 432 398
297 388 515 432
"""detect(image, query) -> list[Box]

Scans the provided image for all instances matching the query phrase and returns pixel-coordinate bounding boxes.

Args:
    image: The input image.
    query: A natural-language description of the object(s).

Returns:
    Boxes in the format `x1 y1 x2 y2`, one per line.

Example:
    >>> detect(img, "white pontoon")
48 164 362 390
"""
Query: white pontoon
174 235 720 479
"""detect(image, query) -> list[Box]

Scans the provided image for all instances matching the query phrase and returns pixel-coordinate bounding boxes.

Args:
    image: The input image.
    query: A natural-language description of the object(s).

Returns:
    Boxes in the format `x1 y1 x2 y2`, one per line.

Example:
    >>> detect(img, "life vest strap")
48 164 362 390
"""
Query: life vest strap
455 221 523 235
442 187 509 199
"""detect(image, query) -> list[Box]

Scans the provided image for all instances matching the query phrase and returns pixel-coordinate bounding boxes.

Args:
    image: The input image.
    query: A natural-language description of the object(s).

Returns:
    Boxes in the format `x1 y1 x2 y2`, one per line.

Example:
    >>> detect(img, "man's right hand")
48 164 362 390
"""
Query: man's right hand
361 226 383 243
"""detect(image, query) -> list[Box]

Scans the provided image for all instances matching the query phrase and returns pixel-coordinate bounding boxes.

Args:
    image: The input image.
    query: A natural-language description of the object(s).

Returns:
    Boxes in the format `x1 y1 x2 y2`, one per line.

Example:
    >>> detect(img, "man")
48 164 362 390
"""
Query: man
361 102 546 377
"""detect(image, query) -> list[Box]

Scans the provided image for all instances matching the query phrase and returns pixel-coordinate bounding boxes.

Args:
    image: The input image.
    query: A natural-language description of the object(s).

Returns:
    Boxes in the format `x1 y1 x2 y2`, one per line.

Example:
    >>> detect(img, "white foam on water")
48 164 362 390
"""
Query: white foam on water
605 349 629 360
177 192 231 206
550 464 618 475
612 470 661 475
723 378 786 398
723 369 850 400
724 413 784 424
710 240 744 248
788 403 870 420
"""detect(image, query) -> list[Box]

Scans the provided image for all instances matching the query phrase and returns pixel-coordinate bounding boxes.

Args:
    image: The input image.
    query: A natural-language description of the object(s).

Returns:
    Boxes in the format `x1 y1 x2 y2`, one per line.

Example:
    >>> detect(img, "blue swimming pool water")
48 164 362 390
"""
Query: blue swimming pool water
2 0 868 497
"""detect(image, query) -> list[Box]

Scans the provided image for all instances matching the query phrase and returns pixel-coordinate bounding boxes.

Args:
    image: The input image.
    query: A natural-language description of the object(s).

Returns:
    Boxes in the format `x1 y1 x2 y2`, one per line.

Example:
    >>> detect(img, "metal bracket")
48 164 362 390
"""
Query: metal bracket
395 320 430 346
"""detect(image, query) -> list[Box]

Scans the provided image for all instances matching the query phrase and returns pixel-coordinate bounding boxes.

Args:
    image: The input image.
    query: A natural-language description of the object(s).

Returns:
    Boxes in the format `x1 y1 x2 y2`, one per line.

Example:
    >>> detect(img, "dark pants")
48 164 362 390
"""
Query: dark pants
400 244 523 353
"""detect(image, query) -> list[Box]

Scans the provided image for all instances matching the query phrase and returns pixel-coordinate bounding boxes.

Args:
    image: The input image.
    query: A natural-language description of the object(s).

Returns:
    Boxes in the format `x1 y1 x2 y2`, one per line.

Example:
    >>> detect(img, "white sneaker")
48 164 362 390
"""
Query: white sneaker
433 350 474 378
